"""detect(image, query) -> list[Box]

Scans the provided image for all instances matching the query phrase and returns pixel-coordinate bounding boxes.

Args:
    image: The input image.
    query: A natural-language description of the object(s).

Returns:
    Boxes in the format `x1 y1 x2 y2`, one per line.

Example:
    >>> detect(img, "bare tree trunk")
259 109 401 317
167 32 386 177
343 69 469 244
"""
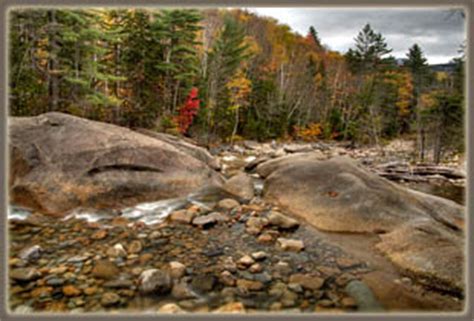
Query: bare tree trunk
48 10 59 112
231 108 239 144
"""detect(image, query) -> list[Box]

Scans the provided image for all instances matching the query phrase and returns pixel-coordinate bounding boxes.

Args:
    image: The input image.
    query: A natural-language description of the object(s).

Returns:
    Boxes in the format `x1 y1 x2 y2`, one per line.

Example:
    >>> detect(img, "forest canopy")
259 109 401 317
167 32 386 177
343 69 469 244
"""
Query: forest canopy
9 8 465 162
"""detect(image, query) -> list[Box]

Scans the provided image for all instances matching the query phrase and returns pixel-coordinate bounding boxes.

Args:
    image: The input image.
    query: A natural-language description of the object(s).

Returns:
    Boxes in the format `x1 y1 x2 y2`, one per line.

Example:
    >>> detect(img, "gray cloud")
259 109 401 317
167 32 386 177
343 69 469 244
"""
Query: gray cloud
248 8 465 64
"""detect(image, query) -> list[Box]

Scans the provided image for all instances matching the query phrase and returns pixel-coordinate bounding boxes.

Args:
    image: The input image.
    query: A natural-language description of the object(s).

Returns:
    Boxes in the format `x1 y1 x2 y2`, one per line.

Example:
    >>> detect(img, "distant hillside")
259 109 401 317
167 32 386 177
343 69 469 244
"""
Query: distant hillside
429 63 456 73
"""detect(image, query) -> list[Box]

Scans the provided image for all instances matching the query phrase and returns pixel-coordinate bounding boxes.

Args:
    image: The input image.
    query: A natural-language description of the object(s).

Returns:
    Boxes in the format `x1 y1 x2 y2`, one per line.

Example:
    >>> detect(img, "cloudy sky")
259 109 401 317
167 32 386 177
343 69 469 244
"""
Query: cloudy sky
247 8 465 64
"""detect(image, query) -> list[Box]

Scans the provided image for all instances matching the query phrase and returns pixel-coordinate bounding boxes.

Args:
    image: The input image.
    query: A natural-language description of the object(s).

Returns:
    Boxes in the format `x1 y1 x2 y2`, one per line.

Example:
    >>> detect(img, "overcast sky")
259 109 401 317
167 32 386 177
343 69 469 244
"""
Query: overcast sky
247 8 465 64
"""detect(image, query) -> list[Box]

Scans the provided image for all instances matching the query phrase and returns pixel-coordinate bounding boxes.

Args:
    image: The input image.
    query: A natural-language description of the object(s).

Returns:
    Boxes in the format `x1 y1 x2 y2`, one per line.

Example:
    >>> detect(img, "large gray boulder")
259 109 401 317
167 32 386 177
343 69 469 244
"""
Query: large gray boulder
134 128 221 171
263 156 464 293
256 151 326 178
9 112 223 215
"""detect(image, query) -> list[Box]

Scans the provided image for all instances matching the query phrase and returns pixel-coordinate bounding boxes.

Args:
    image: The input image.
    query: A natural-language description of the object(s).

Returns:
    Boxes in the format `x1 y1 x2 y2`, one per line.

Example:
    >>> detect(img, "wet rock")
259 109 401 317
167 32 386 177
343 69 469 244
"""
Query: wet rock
268 211 299 229
138 269 172 294
191 275 216 292
10 267 41 281
19 245 42 261
217 199 240 210
169 261 186 279
127 240 143 254
158 303 185 313
277 238 304 252
215 302 246 313
91 260 120 280
170 210 195 224
288 274 325 290
224 172 255 201
192 212 229 228
101 292 121 307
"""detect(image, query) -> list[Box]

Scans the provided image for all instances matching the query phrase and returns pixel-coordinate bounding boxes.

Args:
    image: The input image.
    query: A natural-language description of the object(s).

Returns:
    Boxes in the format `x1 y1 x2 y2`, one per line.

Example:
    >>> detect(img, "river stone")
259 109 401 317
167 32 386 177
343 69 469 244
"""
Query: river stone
170 210 195 224
283 143 314 153
236 279 264 291
191 275 216 292
267 211 299 229
223 172 255 201
127 240 143 254
217 198 240 210
9 112 223 215
172 281 198 299
215 302 246 313
138 269 172 294
245 217 268 235
192 212 229 228
19 245 42 262
169 261 186 279
107 243 127 258
158 303 185 313
237 255 255 268
91 260 120 280
277 238 304 252
345 280 384 312
10 267 41 281
263 156 464 293
288 274 324 290
101 292 121 307
251 251 268 261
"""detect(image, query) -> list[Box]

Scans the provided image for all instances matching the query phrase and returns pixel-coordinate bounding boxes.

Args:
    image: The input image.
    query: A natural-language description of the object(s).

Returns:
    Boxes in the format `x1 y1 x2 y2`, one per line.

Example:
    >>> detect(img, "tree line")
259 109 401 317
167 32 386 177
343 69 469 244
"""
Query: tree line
9 8 464 163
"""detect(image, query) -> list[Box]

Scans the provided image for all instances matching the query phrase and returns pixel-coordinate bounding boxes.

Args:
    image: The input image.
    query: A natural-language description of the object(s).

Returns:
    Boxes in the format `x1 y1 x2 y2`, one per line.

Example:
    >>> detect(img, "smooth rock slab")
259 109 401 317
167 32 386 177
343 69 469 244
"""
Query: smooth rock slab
9 112 222 215
264 156 465 293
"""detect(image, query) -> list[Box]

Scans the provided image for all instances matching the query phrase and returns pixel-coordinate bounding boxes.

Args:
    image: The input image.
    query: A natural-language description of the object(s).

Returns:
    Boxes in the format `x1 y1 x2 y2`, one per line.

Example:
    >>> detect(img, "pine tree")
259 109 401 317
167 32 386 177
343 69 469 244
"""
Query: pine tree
346 23 392 73
205 15 252 137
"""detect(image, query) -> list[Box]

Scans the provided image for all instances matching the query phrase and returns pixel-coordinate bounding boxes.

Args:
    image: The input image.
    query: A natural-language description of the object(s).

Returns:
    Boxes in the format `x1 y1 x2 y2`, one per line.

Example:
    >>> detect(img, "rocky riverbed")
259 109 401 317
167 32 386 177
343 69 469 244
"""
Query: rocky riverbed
8 113 466 314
